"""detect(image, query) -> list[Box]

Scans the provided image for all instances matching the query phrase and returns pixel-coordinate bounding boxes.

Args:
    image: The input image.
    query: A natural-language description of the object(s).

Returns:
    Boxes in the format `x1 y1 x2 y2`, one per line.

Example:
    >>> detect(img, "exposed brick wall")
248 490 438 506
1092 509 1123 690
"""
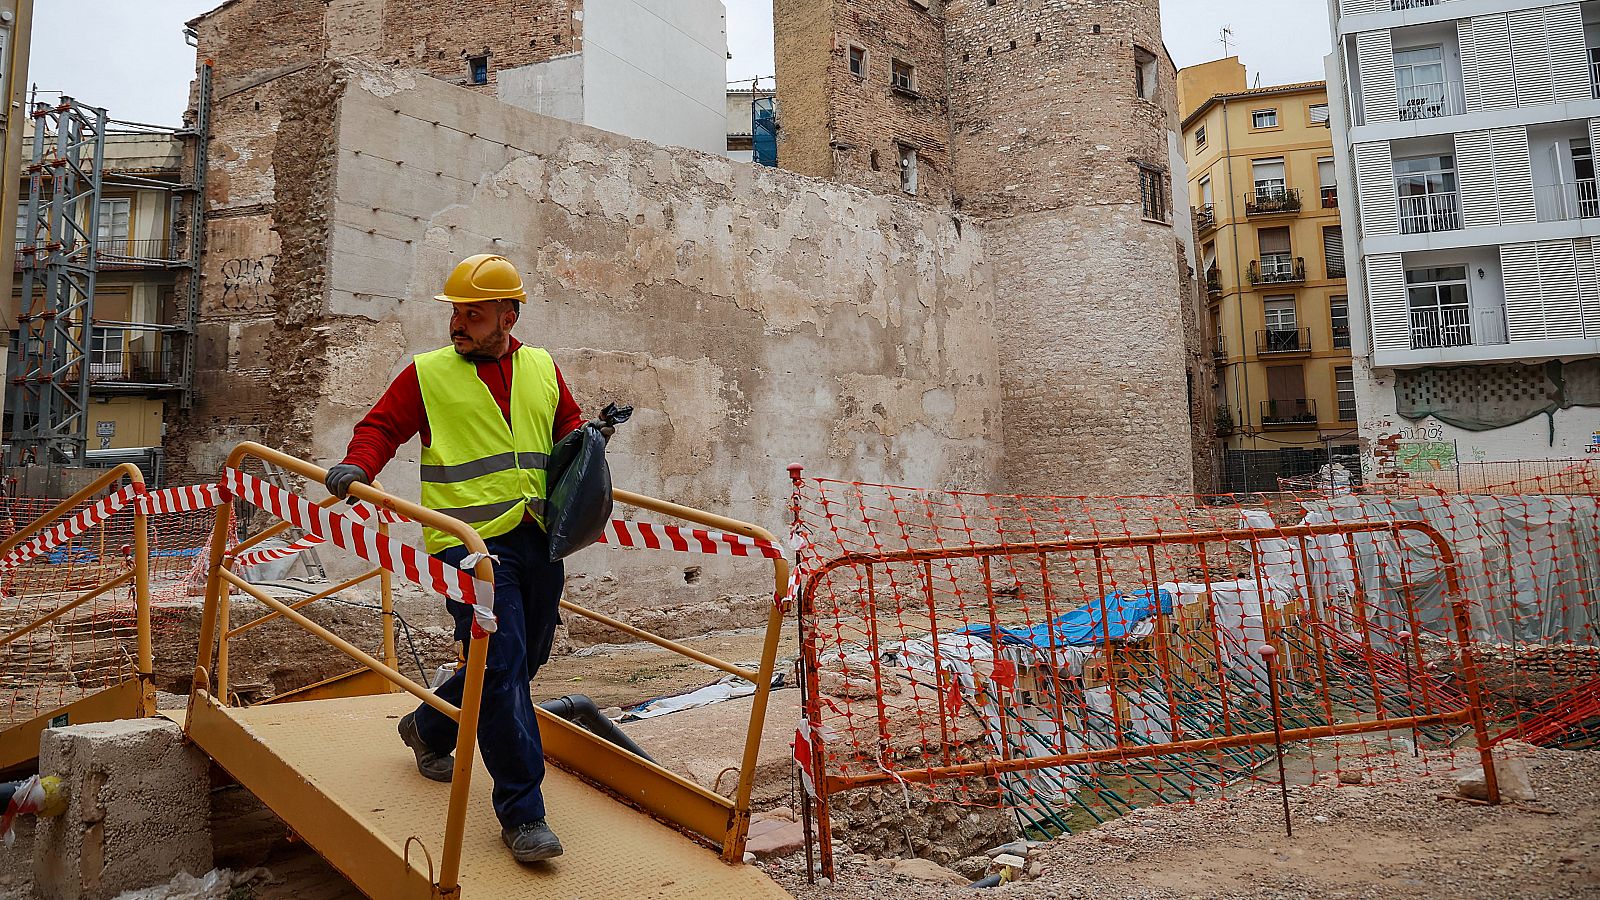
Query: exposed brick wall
774 0 952 199
374 0 581 93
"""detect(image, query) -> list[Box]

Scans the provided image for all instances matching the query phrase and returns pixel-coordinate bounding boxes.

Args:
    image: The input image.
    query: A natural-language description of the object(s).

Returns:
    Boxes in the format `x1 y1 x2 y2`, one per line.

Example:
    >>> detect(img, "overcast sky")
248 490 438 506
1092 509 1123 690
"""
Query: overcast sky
30 0 1331 126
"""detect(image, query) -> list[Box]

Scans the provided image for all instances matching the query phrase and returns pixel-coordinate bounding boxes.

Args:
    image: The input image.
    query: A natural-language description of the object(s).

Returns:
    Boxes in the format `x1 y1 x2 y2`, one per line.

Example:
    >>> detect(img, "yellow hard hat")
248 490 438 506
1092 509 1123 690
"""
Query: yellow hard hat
433 254 526 303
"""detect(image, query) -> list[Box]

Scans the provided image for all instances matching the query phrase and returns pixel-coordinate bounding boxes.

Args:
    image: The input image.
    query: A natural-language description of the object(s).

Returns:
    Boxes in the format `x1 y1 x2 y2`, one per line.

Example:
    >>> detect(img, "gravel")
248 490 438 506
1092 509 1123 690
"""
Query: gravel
765 743 1600 899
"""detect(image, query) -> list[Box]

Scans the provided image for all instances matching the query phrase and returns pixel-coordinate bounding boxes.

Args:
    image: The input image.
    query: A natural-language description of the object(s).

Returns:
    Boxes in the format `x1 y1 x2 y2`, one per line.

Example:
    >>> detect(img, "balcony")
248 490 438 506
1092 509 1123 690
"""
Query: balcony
1396 81 1465 121
1397 193 1460 234
17 238 188 269
1213 335 1228 361
1333 325 1351 349
1390 0 1447 8
1321 186 1338 209
1257 328 1312 355
1206 265 1222 298
1261 399 1318 427
1215 405 1235 436
1534 179 1600 223
1409 305 1473 350
1249 255 1306 286
88 350 181 389
1246 188 1301 217
1194 204 1217 234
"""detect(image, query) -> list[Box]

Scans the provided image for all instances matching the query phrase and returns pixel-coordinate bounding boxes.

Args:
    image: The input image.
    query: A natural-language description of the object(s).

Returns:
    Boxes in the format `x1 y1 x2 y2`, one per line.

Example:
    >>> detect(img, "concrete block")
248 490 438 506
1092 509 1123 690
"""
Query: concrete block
33 719 212 900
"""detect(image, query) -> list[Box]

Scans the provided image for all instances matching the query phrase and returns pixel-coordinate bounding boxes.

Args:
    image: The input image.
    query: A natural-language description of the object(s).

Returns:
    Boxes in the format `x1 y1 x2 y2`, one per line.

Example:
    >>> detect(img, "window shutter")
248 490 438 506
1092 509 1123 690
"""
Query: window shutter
1354 142 1398 236
1323 227 1344 272
1491 127 1536 225
1548 5 1589 102
1355 31 1398 124
1472 15 1517 110
1538 241 1583 340
1510 9 1554 106
1258 227 1291 255
1455 130 1499 229
1365 253 1408 352
1502 243 1546 342
1574 238 1600 339
1339 0 1384 16
1457 20 1481 112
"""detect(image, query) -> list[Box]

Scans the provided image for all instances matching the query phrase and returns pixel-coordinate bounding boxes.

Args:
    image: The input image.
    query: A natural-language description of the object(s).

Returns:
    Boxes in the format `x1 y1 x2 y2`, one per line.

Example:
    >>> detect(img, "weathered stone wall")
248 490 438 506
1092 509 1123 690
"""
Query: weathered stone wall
773 0 952 200
192 60 1001 628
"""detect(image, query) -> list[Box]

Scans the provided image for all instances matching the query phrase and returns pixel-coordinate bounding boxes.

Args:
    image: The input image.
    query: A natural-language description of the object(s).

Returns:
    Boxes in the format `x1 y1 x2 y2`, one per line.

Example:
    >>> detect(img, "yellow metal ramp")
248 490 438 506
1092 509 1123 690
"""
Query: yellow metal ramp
173 692 789 900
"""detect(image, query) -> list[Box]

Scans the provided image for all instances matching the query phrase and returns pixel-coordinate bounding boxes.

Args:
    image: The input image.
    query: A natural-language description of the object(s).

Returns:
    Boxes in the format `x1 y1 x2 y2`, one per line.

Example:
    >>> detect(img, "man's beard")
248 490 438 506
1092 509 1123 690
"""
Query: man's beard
452 326 507 361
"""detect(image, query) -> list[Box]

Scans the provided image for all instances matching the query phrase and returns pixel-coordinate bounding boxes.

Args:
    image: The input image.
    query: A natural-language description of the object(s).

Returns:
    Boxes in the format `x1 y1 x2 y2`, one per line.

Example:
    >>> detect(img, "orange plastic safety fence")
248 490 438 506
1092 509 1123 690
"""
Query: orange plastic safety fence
791 473 1591 865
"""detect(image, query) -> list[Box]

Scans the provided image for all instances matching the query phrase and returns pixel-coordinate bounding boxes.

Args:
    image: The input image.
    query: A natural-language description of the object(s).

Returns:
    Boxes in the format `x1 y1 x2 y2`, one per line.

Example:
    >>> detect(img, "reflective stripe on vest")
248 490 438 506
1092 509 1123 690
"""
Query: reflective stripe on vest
414 345 559 554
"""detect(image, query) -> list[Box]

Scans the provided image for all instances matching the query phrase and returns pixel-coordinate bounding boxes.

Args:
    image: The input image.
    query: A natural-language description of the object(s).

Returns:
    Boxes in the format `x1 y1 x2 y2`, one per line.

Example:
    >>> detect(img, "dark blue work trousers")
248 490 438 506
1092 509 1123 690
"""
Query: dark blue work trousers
413 520 563 829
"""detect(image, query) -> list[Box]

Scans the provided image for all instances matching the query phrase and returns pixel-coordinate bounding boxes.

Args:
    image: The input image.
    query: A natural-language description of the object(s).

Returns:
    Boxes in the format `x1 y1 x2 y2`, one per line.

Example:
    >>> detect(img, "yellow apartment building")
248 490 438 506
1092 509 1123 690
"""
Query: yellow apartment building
1178 58 1357 490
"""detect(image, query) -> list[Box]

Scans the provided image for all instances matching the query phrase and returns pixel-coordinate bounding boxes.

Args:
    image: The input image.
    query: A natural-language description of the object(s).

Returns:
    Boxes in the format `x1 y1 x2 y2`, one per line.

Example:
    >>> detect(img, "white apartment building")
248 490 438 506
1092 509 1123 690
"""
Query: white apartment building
1327 0 1600 471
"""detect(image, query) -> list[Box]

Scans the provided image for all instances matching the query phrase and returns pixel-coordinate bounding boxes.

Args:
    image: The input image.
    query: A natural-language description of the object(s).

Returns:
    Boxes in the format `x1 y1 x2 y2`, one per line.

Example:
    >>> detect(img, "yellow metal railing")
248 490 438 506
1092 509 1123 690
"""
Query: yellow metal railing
188 443 790 886
0 464 152 768
189 443 493 894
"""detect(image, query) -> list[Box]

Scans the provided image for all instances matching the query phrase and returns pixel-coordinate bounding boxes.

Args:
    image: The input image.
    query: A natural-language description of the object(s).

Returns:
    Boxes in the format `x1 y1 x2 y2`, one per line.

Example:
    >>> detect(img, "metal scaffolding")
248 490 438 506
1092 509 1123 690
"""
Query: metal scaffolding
6 97 108 466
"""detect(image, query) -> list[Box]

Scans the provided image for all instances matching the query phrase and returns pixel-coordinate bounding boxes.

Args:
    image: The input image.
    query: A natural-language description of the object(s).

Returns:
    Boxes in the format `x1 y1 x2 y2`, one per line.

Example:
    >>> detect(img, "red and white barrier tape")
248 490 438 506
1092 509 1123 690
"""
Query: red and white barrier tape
135 483 226 517
0 484 143 573
222 468 497 637
593 519 784 559
234 501 406 569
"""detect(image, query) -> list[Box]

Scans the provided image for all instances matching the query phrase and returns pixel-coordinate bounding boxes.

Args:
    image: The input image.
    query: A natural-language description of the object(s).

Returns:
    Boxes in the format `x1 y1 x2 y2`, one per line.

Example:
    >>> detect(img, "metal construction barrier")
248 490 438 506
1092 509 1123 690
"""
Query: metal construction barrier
0 464 151 771
790 474 1505 882
184 443 790 899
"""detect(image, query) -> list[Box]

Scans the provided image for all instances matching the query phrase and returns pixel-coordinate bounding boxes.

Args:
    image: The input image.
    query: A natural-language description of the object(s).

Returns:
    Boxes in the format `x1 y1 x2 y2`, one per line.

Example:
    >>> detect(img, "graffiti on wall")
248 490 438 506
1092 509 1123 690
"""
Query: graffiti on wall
217 254 277 311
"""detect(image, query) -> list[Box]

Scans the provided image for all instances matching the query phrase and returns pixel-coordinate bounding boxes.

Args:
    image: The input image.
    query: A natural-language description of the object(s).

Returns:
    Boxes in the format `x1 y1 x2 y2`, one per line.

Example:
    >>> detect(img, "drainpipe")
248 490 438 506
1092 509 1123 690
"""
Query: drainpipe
1220 95 1254 455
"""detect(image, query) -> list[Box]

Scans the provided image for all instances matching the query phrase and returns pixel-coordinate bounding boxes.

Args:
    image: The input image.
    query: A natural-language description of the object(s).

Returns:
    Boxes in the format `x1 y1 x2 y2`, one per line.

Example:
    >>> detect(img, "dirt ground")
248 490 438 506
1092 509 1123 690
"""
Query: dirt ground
771 744 1600 899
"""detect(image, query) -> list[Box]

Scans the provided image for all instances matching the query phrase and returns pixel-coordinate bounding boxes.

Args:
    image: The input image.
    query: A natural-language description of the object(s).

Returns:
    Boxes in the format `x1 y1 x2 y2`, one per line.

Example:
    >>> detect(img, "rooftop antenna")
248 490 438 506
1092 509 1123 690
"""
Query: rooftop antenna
1219 26 1234 58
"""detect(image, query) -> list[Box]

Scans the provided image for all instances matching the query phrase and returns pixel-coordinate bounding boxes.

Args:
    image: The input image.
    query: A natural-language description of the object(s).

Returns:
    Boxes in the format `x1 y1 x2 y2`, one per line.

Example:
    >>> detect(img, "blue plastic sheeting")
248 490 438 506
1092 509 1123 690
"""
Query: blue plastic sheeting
959 588 1175 648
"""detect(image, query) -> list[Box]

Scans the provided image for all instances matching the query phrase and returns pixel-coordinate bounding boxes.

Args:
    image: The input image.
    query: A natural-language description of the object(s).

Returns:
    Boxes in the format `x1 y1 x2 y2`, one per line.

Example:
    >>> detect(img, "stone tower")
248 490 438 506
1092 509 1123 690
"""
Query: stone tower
775 0 1210 496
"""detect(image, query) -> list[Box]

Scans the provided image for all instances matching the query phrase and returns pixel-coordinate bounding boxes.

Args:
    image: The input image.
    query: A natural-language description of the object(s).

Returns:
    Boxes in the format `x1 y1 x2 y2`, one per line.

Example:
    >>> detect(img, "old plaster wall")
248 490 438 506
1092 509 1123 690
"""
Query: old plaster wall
296 62 1001 628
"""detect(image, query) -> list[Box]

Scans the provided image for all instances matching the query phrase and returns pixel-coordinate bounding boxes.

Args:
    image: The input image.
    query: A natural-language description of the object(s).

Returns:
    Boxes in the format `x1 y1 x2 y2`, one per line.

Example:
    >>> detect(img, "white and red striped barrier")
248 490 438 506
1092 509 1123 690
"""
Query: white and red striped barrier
135 483 226 517
593 519 783 560
222 468 498 637
233 501 406 569
0 484 143 573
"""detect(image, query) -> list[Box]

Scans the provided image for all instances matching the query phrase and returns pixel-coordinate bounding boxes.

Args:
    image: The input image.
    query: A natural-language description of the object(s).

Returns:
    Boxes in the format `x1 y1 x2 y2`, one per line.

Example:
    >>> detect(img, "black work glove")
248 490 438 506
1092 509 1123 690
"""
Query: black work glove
325 463 371 499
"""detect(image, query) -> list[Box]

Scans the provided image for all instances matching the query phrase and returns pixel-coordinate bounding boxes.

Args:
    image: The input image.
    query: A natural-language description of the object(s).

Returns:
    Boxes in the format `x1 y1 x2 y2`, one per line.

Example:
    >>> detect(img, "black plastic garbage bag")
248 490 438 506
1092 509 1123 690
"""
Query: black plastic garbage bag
544 402 632 561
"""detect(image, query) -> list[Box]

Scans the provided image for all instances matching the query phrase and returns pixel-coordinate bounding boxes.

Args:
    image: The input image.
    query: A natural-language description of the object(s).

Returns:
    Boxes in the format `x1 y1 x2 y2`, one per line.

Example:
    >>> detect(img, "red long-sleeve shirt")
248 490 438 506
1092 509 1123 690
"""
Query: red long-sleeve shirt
339 337 585 480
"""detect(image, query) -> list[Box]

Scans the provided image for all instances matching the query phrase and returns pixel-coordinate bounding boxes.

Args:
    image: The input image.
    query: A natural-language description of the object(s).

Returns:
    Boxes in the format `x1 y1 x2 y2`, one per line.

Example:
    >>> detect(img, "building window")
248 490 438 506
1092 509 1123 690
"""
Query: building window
97 197 130 249
90 327 124 379
1394 154 1459 234
15 205 30 248
1257 227 1294 281
1406 266 1472 349
1393 45 1447 120
1198 173 1213 209
1308 103 1330 125
1330 296 1351 349
898 144 918 195
1335 366 1356 420
1264 296 1298 333
468 54 489 85
1318 157 1337 208
1251 108 1278 129
1138 165 1169 222
849 45 867 78
1323 226 1345 279
1134 46 1158 101
891 59 916 93
1251 157 1286 198
1195 125 1207 150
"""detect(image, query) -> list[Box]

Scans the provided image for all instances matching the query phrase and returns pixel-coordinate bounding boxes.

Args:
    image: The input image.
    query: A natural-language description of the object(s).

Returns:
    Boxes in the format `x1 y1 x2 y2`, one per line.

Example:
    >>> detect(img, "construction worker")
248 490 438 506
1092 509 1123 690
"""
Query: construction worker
324 254 585 863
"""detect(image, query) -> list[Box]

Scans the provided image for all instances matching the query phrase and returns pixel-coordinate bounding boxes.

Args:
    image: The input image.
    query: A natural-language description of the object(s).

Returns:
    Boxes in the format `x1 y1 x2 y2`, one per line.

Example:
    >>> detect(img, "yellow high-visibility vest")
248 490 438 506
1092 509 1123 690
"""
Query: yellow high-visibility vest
415 344 558 554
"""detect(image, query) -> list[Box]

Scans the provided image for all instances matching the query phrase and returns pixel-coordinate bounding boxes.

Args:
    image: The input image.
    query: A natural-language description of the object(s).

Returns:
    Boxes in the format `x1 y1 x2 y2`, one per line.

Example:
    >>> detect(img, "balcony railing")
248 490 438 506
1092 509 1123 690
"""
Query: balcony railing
1213 336 1228 360
88 350 180 387
1206 265 1222 297
1261 398 1318 426
1398 193 1461 234
1246 188 1301 216
18 238 188 268
1534 179 1600 223
1591 53 1599 100
1194 204 1217 233
1333 325 1351 349
1249 255 1306 285
1391 0 1446 9
1321 186 1338 208
1409 305 1473 350
1257 328 1312 355
1215 405 1235 436
1396 81 1465 121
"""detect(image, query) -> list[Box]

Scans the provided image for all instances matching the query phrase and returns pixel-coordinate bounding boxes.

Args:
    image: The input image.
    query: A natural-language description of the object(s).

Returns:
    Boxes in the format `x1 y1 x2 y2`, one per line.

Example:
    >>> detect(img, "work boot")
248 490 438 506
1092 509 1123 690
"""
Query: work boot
502 818 564 863
397 712 454 783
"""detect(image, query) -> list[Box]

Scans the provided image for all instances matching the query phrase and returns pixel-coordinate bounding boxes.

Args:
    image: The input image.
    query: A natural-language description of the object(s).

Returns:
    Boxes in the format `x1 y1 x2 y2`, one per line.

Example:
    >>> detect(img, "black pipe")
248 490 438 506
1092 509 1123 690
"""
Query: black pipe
0 779 22 811
538 694 655 764
969 874 1003 889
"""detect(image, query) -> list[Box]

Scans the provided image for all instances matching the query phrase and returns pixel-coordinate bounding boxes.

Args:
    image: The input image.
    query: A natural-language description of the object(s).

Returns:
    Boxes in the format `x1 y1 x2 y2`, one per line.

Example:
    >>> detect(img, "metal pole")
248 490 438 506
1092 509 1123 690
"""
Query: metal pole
1398 629 1419 757
1257 643 1293 838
